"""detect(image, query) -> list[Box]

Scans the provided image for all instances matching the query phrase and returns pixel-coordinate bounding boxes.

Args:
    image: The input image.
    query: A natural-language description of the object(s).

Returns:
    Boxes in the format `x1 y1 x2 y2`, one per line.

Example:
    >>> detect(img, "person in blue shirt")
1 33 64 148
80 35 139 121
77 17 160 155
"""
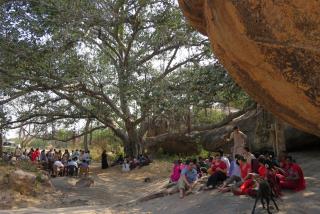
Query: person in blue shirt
178 159 198 198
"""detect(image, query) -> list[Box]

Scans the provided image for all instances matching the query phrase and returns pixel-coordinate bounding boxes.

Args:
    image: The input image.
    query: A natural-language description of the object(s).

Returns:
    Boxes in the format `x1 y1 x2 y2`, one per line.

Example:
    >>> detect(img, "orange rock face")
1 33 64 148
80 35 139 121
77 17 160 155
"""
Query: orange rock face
179 0 320 136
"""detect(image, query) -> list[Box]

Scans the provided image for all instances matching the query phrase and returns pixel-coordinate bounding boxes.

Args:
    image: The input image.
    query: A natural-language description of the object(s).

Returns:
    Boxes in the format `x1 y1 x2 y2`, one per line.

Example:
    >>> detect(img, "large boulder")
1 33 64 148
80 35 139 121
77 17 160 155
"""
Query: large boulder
8 170 37 195
179 0 320 136
7 169 53 196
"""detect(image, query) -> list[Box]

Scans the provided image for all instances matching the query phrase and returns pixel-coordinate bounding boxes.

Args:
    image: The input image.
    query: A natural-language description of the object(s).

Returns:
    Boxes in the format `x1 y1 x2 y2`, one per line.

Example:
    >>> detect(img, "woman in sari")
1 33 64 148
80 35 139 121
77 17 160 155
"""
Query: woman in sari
279 156 306 191
101 150 109 169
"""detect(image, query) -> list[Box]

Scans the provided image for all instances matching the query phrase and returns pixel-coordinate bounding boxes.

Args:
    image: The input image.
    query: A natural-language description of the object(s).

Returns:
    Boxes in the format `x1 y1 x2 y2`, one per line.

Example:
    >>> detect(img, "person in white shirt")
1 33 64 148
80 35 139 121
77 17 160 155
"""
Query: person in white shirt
83 150 91 164
53 159 64 176
72 149 80 160
122 158 130 172
20 152 29 161
67 158 78 176
68 159 78 168
218 149 230 175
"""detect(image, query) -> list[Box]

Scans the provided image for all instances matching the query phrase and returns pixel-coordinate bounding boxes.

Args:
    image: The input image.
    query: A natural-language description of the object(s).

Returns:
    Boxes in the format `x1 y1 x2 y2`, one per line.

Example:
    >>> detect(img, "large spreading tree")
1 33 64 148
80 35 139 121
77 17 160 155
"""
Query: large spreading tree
0 0 214 156
0 0 253 157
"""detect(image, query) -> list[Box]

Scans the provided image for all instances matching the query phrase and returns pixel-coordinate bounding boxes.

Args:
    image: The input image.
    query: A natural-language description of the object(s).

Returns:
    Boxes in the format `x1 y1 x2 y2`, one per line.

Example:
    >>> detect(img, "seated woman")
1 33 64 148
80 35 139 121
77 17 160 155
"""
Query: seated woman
227 154 242 178
170 160 182 183
193 158 202 178
178 160 198 198
138 154 150 168
111 155 124 167
205 153 227 189
232 156 266 196
79 160 89 177
219 155 251 192
279 156 306 191
129 157 139 170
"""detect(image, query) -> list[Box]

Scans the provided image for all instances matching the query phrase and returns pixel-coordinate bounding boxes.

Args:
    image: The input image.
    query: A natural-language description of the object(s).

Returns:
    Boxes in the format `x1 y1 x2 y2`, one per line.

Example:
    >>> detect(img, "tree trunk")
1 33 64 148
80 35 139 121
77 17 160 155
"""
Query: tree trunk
124 121 142 157
187 106 191 133
0 131 3 158
83 119 90 152
72 130 76 147
89 126 93 145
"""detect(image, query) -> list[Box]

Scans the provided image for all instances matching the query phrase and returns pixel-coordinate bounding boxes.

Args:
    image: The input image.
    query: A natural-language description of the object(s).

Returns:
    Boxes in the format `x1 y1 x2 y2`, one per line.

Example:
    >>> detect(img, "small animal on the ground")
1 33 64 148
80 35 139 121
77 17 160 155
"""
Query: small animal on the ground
252 180 279 214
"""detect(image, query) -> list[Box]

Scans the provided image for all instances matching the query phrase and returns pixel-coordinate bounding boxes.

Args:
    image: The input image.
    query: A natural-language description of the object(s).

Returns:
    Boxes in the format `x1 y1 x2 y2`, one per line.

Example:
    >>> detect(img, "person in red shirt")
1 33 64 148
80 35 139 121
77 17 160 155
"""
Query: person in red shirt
240 156 251 179
219 155 251 193
279 156 306 191
276 152 292 185
31 148 40 162
258 157 267 178
205 153 227 189
233 156 266 196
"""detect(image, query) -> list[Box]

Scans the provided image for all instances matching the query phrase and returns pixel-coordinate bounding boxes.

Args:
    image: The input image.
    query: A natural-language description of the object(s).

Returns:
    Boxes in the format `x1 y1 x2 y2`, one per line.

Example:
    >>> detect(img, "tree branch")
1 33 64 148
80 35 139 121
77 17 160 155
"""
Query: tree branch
26 126 106 143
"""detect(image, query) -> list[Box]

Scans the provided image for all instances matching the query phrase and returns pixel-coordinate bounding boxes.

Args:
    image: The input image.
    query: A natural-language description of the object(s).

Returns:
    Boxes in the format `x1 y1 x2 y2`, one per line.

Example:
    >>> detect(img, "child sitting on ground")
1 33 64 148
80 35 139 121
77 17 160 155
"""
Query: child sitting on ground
122 158 130 172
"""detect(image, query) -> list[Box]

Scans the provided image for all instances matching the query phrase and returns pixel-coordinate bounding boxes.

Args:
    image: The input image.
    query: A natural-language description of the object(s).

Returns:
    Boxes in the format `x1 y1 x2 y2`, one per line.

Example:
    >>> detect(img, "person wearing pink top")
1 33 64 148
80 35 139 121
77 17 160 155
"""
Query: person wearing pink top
170 160 182 183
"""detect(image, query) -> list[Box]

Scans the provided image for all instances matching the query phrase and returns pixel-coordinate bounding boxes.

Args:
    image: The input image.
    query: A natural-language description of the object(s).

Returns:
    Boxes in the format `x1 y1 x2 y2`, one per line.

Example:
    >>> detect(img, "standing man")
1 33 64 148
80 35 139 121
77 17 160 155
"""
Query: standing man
227 126 247 158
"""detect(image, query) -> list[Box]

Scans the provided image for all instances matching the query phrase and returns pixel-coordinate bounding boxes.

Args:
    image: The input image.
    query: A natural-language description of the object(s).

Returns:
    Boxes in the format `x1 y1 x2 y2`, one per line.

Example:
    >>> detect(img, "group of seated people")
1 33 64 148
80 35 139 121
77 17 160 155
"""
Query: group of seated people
52 157 90 177
10 147 92 177
111 154 151 172
170 148 306 198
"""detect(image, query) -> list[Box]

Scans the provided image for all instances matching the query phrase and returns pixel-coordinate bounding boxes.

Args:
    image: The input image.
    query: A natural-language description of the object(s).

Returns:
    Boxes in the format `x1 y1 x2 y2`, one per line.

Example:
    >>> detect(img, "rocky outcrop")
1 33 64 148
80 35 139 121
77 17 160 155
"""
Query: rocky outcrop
148 137 200 156
201 108 286 153
201 108 320 153
179 0 320 137
8 170 37 195
148 106 320 155
7 169 53 195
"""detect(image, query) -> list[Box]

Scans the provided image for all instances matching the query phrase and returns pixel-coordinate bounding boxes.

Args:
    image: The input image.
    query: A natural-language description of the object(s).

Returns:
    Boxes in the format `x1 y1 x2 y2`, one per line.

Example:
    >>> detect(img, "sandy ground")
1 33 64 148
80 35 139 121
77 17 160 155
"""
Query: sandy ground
1 151 320 214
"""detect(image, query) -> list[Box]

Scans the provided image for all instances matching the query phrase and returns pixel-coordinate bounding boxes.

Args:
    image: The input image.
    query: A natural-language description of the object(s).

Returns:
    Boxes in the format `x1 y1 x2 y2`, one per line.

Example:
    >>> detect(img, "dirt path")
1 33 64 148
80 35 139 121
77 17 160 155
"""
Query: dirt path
1 151 320 214
46 163 170 208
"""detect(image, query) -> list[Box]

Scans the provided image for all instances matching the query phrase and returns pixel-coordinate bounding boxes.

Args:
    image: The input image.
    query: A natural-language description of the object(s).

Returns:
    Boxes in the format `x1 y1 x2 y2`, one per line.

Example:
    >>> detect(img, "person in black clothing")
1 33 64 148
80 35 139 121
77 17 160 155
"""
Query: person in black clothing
101 150 109 169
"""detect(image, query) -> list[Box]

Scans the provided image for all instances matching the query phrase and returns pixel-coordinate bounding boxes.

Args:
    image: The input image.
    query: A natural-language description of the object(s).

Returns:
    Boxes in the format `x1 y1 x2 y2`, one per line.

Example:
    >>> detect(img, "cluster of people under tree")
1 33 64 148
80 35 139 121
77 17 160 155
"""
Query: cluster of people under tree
170 126 306 198
8 147 92 177
105 153 152 172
